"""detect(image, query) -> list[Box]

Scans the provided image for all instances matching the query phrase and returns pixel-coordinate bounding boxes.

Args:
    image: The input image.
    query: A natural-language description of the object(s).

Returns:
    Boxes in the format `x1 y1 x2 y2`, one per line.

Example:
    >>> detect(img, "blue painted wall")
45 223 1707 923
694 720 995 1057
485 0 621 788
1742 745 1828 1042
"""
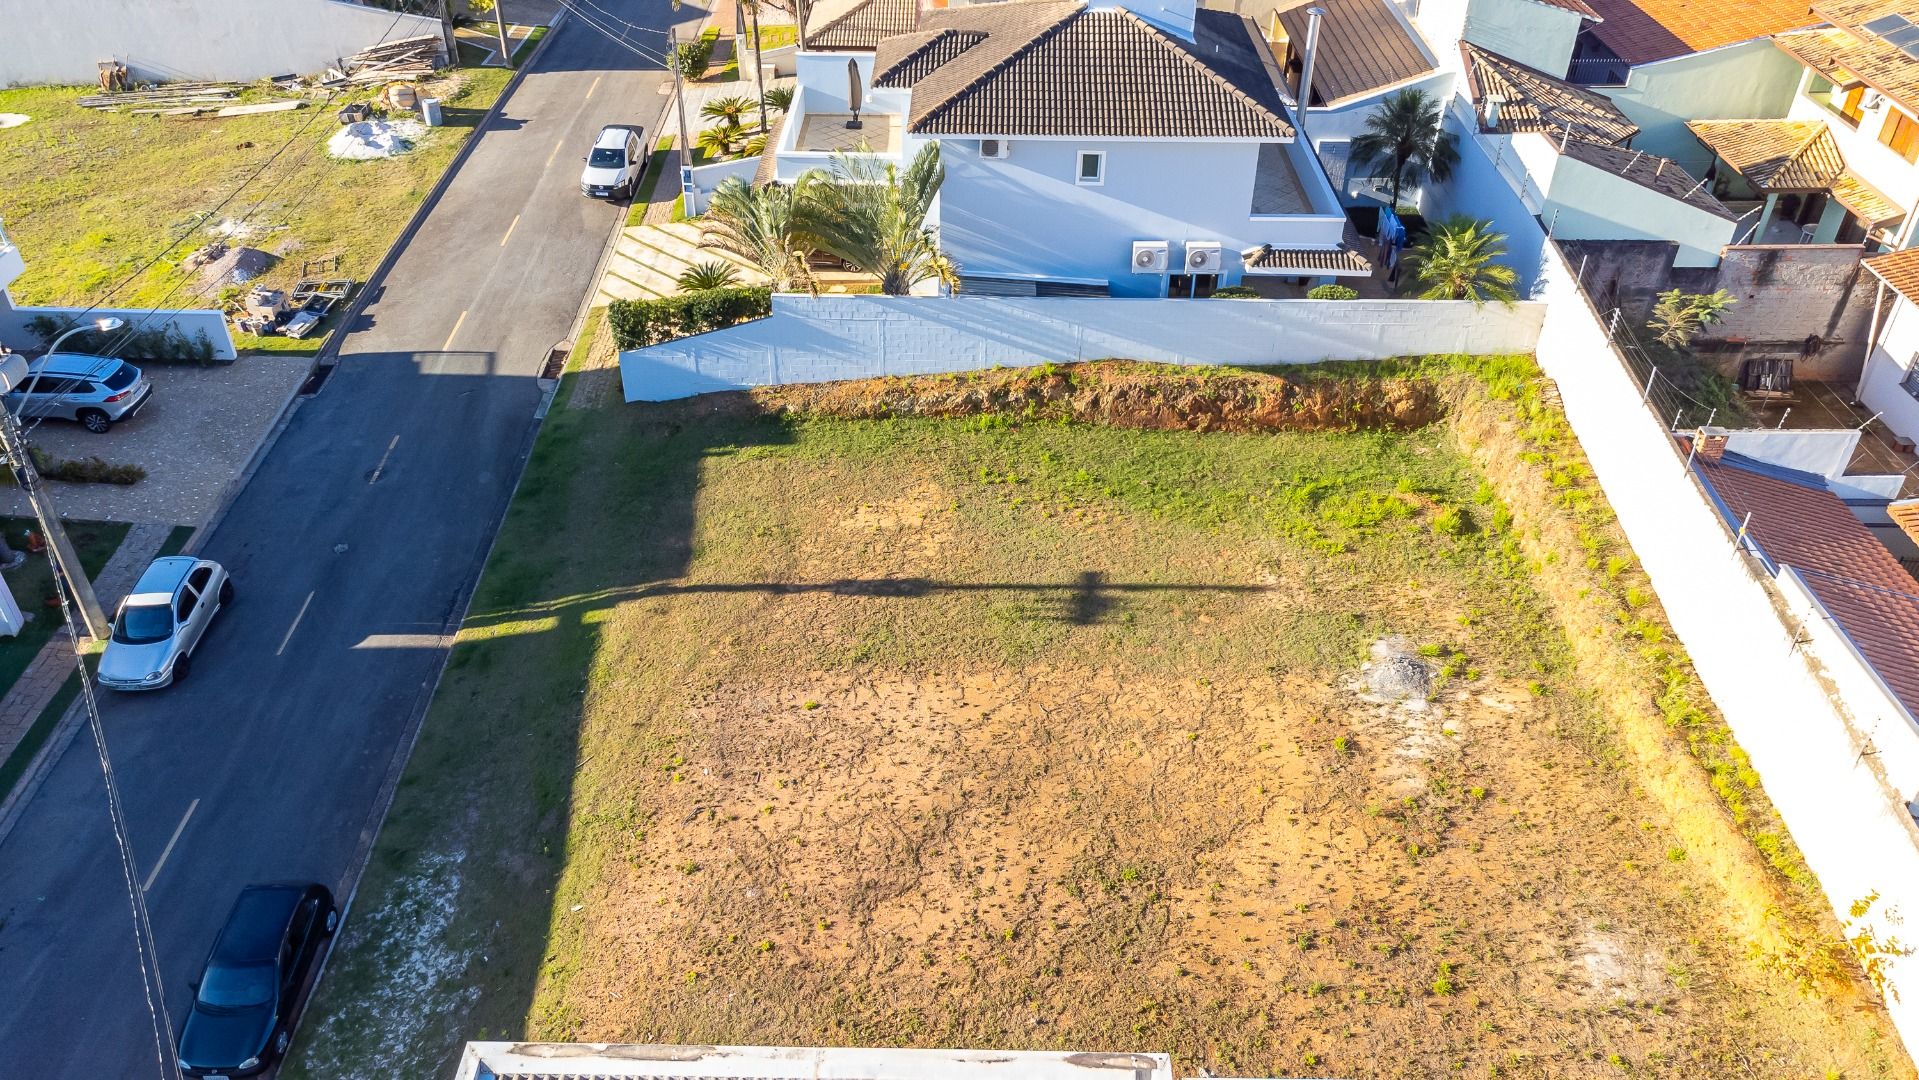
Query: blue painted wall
938 137 1345 297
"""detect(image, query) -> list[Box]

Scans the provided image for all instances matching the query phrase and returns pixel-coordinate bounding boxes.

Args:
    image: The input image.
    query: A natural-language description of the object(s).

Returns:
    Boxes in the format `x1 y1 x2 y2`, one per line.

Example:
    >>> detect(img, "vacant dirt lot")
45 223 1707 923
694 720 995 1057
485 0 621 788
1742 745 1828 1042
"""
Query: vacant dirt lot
294 368 1908 1080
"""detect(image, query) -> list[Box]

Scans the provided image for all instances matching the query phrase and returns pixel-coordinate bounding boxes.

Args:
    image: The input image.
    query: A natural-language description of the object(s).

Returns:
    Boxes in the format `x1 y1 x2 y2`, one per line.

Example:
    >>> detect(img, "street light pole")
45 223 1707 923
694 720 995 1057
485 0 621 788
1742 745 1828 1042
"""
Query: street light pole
3 321 119 638
493 0 515 69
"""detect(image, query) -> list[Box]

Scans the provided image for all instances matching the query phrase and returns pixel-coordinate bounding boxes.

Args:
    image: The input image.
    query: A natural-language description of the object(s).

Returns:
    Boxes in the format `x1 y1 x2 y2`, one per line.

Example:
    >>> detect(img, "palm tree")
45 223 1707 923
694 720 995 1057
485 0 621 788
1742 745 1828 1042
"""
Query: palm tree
1406 216 1518 304
1348 89 1459 211
763 85 794 114
700 173 827 291
698 123 742 160
678 260 744 291
738 130 770 158
700 95 754 127
809 142 958 295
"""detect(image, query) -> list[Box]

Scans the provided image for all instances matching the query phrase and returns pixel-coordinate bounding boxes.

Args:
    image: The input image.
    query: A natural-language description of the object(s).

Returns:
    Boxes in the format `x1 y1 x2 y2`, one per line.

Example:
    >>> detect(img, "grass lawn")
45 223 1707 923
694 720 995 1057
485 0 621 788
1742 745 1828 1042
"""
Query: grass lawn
0 64 515 351
0 517 128 694
625 135 677 227
289 365 1906 1080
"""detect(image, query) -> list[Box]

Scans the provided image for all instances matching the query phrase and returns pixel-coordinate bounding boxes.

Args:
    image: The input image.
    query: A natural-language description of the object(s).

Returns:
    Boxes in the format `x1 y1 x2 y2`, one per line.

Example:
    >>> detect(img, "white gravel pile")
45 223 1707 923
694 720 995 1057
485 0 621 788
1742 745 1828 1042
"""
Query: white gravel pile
327 118 426 160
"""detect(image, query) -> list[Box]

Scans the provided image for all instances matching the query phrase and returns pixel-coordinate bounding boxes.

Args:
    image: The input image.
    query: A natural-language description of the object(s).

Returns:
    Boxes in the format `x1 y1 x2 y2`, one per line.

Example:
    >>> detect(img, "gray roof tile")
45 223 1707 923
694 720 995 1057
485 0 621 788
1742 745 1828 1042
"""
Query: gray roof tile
877 2 1296 139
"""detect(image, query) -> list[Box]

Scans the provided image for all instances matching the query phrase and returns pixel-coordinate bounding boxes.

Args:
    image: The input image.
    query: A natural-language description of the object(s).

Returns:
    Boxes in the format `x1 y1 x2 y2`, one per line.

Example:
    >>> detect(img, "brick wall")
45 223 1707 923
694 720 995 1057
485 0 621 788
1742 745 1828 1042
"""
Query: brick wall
1557 240 1876 382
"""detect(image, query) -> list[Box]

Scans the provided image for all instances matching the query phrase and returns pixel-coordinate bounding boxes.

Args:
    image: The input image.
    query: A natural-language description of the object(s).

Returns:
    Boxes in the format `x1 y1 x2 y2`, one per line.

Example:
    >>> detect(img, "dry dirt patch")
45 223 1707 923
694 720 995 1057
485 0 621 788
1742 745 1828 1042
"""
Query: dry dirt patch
294 392 1908 1080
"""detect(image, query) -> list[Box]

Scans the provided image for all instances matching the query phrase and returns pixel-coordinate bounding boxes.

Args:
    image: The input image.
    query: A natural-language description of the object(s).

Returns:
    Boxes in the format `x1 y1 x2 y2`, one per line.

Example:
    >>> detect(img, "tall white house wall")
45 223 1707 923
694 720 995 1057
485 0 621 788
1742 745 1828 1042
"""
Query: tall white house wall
939 137 1344 296
1425 100 1549 291
0 304 237 362
1543 151 1737 266
0 0 446 87
618 294 1544 400
1787 80 1919 219
1416 0 1582 76
1858 292 1919 448
1598 42 1804 173
1533 237 1919 1063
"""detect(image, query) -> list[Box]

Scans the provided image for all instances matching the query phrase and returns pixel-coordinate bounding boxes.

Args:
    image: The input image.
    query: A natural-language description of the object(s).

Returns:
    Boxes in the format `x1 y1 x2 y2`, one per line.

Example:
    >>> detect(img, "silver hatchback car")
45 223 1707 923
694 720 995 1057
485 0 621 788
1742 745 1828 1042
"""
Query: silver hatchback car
98 556 233 690
6 352 152 432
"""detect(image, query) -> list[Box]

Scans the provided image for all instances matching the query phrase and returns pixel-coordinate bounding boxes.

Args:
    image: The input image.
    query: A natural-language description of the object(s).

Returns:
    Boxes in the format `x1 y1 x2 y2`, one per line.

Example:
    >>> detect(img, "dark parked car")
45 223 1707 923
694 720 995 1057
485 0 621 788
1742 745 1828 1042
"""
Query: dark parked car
177 883 336 1078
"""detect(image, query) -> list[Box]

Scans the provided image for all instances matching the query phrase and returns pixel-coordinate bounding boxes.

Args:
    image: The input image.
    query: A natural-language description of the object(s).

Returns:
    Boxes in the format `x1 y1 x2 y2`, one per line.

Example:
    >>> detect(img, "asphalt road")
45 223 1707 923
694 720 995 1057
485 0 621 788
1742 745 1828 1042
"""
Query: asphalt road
0 11 677 1077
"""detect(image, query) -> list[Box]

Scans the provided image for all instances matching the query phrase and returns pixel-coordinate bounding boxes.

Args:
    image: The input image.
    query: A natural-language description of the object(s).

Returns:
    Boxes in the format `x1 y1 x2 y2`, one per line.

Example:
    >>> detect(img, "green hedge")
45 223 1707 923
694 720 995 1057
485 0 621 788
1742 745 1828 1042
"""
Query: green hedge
1308 284 1360 300
607 287 771 349
1210 285 1261 299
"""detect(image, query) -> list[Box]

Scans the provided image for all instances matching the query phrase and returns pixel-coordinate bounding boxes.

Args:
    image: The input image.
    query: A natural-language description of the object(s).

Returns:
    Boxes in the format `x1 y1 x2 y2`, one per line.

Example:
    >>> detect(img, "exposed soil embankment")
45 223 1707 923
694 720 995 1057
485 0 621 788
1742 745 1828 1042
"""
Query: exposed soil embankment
747 362 1447 432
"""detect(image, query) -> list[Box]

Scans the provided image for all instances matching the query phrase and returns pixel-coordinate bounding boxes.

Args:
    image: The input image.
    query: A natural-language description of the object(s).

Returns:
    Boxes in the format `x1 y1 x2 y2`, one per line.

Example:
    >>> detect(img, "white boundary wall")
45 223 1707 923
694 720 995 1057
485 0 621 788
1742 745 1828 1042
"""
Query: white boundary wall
0 301 237 363
0 0 446 87
619 295 1545 401
1533 238 1919 1060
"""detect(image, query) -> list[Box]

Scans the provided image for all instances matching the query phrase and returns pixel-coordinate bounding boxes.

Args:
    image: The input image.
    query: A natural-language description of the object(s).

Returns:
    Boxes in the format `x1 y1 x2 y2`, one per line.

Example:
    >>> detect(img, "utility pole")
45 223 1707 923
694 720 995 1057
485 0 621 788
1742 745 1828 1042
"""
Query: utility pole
752 0 775 135
670 25 696 212
493 0 514 68
0 361 107 638
795 0 810 52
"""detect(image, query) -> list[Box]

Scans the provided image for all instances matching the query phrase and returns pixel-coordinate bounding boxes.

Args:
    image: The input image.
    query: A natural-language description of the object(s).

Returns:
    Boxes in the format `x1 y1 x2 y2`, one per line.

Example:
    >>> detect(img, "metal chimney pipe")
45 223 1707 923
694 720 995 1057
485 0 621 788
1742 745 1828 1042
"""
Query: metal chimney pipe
1296 6 1326 136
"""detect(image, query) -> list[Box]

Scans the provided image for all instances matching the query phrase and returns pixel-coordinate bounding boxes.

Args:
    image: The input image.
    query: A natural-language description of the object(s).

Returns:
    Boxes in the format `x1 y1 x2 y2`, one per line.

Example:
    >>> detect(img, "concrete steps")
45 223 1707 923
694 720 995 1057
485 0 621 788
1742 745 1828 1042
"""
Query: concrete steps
592 222 768 307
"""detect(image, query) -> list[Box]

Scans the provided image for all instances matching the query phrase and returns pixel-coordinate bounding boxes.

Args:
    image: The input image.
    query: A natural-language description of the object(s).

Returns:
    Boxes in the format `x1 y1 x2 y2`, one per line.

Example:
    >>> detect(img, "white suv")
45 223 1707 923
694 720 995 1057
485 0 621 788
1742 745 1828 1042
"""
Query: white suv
580 124 647 199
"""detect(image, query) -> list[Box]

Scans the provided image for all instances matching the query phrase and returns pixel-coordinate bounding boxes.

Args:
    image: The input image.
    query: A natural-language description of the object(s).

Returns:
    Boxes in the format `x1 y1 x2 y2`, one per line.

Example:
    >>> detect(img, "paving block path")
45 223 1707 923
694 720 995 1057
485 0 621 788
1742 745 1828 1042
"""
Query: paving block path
0 522 175 766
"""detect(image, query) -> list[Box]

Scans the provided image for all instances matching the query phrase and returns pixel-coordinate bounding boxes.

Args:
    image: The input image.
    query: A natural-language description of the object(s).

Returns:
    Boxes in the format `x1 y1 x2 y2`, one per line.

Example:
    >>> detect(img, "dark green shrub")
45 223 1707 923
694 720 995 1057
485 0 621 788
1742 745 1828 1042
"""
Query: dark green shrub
1308 284 1360 300
607 287 772 349
1210 285 1261 299
671 34 715 80
29 448 145 485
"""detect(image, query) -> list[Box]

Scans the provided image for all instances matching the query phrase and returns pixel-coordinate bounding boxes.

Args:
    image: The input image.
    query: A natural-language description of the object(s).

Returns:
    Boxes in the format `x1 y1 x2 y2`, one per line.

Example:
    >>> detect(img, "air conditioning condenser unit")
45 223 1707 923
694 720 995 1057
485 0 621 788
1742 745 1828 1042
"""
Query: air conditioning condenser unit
1132 240 1170 274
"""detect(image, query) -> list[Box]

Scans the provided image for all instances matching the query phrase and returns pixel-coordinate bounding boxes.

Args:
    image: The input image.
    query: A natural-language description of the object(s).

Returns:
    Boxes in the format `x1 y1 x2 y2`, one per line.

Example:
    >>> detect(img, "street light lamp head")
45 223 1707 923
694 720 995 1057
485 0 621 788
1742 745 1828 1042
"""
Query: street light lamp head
94 316 124 332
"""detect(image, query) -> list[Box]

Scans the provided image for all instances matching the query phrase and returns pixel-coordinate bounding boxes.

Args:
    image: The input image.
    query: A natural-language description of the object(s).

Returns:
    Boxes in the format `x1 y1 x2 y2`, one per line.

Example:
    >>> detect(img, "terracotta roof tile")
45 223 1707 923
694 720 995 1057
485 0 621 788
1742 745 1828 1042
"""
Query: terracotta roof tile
1688 118 1843 188
1272 0 1436 105
1688 117 1903 222
1461 42 1640 144
1584 0 1820 65
1694 451 1919 720
1244 220 1374 273
1865 246 1919 303
1777 18 1919 120
805 0 922 50
884 3 1296 138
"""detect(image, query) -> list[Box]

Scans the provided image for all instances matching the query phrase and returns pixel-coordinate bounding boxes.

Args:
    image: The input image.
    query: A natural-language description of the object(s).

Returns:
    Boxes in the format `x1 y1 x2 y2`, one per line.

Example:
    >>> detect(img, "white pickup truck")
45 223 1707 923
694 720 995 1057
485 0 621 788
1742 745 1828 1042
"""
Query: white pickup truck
579 124 648 200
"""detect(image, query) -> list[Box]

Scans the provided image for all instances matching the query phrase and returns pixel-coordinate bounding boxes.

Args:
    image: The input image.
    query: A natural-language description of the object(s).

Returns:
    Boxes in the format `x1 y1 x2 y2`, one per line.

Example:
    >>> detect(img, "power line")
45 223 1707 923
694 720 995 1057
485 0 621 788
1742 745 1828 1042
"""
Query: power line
60 4 421 322
2 427 181 1080
549 0 677 66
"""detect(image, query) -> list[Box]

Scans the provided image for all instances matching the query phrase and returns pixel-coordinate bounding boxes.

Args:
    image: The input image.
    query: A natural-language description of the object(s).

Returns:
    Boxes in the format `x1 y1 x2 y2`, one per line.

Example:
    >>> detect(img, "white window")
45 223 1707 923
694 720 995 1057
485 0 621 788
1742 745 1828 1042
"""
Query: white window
1903 354 1919 401
1076 150 1105 185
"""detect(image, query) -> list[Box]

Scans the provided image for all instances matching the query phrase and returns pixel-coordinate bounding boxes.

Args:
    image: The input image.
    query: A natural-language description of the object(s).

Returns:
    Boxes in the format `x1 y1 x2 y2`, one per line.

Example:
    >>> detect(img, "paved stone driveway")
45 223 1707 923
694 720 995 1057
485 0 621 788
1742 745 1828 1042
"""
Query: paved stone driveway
0 354 310 526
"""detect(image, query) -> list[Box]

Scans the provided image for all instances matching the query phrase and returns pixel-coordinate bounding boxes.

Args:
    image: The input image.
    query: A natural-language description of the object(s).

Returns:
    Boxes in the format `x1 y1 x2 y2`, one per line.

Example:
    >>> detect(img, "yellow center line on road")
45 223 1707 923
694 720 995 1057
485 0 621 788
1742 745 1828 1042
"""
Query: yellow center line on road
545 136 564 168
443 308 469 351
501 214 521 246
586 75 602 100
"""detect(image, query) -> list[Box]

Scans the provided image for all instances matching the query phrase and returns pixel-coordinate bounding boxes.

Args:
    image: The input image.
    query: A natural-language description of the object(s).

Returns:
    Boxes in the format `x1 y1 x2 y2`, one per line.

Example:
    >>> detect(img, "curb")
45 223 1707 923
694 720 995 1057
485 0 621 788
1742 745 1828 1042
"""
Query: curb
0 682 83 842
184 20 570 560
286 10 573 1067
184 367 308 556
312 19 565 373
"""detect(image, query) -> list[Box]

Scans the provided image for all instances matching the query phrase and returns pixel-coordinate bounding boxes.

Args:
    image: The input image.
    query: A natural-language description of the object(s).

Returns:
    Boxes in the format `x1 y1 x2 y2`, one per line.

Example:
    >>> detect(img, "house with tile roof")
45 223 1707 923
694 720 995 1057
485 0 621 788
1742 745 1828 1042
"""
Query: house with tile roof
1556 0 1811 168
1685 435 1919 735
1857 247 1919 449
765 0 1368 296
